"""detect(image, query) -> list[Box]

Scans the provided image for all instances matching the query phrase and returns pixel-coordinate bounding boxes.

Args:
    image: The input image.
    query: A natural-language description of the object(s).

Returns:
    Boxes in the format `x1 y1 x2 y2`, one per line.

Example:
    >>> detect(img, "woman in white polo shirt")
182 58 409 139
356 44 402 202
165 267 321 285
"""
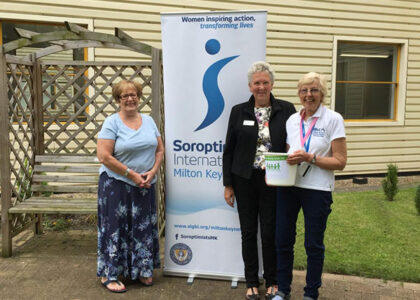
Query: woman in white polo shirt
273 72 347 300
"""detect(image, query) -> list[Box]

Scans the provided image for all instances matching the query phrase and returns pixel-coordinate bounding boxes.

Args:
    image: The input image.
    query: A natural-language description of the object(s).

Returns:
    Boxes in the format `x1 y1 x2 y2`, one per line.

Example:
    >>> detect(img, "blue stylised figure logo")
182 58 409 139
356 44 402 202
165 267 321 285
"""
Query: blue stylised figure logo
195 39 239 131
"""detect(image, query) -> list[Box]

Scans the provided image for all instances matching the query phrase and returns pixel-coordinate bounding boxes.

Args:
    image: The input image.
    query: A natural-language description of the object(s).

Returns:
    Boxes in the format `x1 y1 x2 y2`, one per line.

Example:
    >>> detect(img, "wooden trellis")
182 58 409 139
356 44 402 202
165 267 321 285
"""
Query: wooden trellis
0 22 165 257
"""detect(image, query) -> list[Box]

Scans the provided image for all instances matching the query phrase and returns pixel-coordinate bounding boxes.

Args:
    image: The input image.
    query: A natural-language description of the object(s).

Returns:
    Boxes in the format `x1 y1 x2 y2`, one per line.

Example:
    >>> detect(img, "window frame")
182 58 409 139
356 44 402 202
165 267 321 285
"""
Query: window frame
331 36 408 127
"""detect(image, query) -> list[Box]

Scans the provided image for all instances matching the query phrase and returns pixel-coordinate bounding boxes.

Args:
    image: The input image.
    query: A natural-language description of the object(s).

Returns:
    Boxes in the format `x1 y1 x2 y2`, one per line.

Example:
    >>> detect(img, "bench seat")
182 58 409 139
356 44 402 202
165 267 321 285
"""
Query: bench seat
8 197 97 214
8 155 100 215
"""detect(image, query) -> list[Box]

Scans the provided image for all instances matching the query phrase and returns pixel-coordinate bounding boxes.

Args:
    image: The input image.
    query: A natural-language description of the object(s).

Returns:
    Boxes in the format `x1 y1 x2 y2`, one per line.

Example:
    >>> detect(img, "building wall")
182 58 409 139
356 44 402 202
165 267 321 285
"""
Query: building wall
1 0 420 175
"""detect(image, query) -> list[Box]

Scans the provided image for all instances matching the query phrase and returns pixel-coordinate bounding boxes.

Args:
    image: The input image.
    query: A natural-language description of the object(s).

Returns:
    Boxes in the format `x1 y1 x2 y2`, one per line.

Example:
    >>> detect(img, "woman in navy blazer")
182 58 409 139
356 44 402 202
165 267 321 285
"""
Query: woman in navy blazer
223 61 296 300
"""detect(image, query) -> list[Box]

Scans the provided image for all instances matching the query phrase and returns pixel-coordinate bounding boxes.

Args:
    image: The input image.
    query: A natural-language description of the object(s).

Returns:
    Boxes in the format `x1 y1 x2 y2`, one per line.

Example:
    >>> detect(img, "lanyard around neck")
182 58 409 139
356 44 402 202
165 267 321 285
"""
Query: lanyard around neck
300 113 318 152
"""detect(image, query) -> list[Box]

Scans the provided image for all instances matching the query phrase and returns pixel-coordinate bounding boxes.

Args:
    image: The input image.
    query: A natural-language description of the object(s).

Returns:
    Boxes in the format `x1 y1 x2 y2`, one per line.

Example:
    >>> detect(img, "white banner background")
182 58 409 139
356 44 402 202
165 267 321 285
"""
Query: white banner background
161 10 267 279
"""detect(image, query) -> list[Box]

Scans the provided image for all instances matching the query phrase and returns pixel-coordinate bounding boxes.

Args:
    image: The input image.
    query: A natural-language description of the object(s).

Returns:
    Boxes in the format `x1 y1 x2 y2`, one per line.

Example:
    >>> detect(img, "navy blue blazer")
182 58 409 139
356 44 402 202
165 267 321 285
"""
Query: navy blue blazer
223 93 296 186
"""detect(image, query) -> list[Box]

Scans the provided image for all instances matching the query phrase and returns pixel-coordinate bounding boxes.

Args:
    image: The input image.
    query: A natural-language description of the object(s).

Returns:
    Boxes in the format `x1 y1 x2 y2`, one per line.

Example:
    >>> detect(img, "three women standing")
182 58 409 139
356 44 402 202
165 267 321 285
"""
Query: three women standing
96 80 164 293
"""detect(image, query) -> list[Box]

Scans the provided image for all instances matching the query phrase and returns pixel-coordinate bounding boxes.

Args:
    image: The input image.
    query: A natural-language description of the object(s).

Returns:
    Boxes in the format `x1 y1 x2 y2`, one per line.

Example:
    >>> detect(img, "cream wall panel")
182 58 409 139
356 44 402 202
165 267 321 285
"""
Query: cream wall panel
94 29 161 42
407 76 420 83
267 41 331 50
344 162 420 174
409 62 420 68
276 65 332 73
407 83 420 90
268 32 333 42
406 90 420 97
94 20 160 29
350 155 420 165
268 15 420 32
406 112 420 119
268 56 332 66
347 140 420 150
346 133 420 142
404 120 420 126
346 127 420 135
406 105 420 112
407 70 420 76
320 0 420 10
267 48 331 57
349 148 420 157
268 24 420 39
269 9 420 26
220 0 420 17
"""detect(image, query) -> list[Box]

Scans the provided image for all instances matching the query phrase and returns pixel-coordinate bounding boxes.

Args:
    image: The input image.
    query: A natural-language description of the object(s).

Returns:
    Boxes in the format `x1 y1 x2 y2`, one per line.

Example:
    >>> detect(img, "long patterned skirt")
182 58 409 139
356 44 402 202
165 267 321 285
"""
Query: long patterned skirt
97 172 160 280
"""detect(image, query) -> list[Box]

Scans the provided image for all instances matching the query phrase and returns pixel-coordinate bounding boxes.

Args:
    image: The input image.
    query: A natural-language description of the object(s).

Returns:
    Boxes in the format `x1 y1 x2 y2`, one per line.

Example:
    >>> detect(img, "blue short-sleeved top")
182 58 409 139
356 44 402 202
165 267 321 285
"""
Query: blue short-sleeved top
98 113 161 186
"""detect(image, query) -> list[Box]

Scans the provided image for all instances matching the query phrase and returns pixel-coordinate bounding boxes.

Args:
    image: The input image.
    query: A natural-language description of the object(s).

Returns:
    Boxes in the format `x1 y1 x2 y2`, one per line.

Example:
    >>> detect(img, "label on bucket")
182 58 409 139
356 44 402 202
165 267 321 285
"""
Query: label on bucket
264 152 297 186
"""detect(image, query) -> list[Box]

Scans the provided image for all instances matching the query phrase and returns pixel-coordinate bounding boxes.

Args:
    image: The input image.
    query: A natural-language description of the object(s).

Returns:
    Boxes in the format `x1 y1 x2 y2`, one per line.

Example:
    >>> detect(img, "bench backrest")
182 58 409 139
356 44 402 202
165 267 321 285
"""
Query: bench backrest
31 155 101 194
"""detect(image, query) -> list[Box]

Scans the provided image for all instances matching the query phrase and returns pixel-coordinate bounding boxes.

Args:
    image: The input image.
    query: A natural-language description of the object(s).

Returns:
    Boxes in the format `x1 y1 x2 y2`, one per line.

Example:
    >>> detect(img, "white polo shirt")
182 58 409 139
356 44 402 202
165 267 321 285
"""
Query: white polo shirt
286 104 346 191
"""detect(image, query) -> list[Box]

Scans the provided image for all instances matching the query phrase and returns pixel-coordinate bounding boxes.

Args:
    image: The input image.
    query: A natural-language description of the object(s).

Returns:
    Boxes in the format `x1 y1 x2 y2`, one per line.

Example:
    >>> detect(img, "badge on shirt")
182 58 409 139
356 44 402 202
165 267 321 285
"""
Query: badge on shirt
243 120 255 126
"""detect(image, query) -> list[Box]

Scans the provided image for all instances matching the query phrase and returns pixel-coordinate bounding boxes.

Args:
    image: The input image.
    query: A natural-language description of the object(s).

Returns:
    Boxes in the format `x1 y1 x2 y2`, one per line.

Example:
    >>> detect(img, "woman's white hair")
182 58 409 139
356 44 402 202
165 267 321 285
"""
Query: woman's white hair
297 72 328 101
248 61 275 84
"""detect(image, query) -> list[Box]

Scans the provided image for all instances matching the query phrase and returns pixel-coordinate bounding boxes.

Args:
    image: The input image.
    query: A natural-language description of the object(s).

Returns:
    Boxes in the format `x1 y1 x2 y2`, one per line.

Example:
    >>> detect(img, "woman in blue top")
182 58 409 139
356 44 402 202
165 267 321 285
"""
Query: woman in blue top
96 80 164 293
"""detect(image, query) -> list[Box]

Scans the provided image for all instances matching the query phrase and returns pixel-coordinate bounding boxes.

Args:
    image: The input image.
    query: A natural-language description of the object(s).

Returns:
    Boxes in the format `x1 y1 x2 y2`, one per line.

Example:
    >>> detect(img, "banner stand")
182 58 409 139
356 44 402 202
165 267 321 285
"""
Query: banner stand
161 9 267 281
163 269 244 284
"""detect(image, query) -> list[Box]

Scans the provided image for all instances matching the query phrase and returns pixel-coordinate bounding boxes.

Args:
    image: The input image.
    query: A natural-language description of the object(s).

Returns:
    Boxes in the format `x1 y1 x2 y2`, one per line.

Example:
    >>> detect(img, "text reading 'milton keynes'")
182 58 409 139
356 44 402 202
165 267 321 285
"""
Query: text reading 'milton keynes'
172 140 224 181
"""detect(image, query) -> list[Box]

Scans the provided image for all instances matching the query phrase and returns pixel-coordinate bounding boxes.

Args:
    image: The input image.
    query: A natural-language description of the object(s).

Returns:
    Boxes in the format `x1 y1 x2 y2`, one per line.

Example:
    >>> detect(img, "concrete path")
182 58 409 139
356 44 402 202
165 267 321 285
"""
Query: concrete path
0 228 419 300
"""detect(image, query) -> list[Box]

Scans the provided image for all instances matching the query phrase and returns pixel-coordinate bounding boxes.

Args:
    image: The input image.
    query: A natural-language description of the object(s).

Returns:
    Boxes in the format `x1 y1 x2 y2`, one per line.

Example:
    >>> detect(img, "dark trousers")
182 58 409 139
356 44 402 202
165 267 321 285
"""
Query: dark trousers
276 186 332 300
233 169 277 288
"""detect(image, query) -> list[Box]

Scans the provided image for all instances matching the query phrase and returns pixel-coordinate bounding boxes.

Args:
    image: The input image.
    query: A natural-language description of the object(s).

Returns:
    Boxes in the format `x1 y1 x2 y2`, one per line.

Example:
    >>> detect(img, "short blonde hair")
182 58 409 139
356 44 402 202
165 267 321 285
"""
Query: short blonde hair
112 80 143 103
248 61 274 84
297 72 327 101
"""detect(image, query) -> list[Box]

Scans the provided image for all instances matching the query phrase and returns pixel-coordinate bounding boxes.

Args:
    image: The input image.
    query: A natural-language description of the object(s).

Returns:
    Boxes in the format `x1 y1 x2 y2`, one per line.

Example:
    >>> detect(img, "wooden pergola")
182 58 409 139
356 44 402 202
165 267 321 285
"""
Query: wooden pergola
0 22 165 257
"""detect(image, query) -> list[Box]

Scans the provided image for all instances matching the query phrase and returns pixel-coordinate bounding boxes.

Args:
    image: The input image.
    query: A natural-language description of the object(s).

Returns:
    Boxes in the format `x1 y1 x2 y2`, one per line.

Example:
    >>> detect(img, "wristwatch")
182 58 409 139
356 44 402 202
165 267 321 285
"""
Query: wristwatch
311 154 317 164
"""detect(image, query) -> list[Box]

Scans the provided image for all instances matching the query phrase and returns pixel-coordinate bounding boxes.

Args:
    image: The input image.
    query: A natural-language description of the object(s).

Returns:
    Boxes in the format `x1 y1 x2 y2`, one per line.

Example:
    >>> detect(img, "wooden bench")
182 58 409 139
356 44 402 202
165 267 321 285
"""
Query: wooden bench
8 155 100 215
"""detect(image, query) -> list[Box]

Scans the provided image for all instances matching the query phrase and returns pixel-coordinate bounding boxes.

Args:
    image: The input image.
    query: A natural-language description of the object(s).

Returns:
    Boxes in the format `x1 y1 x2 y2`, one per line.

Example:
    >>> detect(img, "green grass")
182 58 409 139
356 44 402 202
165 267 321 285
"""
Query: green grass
292 187 420 283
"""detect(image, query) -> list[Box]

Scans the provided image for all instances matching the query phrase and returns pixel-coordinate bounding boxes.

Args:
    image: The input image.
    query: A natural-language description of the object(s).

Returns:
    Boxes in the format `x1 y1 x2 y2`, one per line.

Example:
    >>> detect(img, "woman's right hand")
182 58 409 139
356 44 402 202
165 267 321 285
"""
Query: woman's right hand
224 186 235 208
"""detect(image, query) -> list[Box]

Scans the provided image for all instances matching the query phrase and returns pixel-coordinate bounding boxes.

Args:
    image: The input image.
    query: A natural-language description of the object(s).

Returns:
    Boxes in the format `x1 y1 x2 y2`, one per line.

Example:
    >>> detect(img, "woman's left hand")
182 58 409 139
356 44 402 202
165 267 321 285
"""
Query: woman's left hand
128 171 151 188
287 149 311 165
139 170 156 188
286 138 347 170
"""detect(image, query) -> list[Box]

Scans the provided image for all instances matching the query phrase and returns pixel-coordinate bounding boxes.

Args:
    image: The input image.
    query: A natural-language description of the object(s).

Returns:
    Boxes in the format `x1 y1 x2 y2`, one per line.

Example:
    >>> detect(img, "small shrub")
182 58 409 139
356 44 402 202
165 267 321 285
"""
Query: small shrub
382 163 399 201
415 185 420 215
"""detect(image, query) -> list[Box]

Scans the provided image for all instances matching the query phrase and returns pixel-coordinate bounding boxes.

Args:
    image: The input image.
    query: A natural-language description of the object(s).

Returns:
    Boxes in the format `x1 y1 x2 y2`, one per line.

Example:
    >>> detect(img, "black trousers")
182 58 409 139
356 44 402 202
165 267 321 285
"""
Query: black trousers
233 169 277 288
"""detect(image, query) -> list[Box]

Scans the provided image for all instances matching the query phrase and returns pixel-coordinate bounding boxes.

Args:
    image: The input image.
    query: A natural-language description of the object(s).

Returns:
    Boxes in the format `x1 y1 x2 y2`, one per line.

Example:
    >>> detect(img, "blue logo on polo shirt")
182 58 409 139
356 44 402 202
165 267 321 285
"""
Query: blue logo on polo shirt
312 127 325 137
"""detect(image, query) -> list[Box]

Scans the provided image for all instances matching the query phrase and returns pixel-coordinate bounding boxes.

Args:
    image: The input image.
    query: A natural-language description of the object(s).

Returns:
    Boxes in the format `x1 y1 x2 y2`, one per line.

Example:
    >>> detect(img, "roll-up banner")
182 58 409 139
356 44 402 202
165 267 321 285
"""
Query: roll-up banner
161 10 267 280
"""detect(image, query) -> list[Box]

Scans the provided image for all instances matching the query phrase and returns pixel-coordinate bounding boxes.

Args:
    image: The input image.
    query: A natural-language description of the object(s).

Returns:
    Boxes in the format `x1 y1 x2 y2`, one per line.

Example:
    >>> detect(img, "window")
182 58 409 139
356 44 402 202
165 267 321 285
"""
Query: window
332 37 408 125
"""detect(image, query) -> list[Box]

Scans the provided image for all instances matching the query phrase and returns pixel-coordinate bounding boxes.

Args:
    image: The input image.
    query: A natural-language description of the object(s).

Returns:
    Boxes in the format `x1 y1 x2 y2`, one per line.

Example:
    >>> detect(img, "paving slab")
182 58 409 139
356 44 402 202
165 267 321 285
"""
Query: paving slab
1 229 419 300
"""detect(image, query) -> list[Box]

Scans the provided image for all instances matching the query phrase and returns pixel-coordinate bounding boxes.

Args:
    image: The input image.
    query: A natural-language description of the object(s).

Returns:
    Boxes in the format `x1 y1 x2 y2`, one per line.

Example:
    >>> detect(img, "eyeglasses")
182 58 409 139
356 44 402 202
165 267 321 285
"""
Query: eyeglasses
120 93 138 100
299 88 320 95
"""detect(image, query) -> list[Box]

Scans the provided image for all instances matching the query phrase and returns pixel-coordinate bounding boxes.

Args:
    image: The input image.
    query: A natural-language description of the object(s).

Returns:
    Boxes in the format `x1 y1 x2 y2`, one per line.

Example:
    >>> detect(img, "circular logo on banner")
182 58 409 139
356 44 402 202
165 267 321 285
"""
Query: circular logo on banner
170 243 193 265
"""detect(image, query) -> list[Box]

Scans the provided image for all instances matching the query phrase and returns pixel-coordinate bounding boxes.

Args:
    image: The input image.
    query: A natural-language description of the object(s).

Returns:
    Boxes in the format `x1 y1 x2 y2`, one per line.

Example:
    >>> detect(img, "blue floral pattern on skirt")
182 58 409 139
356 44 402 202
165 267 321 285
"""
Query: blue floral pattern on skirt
97 172 160 280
